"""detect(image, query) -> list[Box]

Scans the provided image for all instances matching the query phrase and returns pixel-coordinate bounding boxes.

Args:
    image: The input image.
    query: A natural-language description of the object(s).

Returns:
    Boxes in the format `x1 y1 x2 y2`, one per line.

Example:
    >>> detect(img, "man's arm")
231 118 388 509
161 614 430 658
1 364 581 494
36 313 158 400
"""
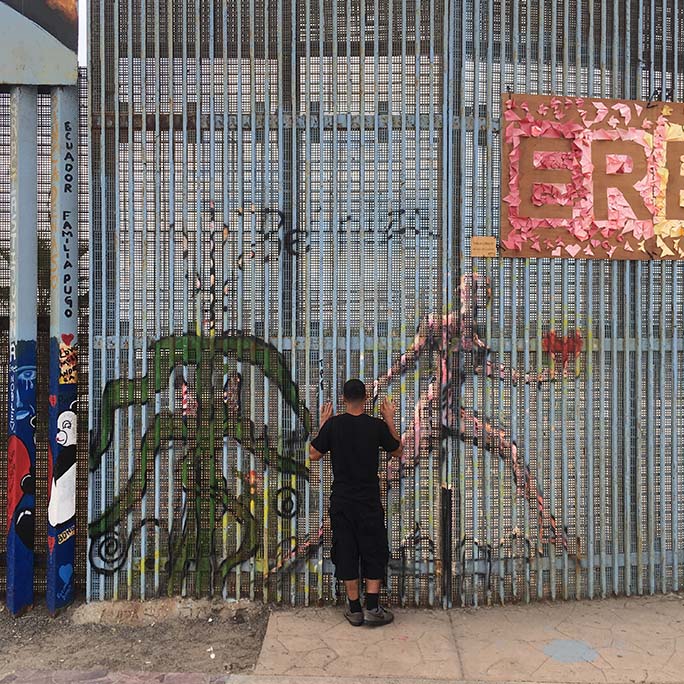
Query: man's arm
309 402 333 461
379 397 403 459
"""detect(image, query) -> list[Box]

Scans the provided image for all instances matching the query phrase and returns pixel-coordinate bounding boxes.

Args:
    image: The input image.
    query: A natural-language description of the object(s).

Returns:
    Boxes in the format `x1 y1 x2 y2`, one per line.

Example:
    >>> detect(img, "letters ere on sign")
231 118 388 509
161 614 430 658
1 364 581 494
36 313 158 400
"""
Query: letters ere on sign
500 94 684 260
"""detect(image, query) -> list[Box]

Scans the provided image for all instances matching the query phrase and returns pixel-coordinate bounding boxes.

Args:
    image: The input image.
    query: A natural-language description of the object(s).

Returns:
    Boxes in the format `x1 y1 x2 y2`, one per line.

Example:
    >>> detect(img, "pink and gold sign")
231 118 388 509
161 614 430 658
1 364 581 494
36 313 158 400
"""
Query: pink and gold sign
501 93 684 259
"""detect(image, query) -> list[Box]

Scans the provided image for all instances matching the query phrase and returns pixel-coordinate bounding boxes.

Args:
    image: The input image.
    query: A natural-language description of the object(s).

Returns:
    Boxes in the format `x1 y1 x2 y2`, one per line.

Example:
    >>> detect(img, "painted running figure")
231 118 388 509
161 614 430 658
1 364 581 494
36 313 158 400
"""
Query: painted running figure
310 379 403 627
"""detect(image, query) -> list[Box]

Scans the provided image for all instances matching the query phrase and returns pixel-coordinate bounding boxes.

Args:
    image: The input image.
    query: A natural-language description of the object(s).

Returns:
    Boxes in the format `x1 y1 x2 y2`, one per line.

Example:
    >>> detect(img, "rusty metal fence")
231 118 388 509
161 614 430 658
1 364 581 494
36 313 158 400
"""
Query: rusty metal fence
86 0 684 607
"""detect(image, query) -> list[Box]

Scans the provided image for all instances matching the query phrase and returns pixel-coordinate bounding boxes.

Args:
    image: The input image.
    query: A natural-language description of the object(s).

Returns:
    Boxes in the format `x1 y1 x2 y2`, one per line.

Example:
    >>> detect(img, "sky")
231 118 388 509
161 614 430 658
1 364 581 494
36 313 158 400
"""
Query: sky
78 0 86 65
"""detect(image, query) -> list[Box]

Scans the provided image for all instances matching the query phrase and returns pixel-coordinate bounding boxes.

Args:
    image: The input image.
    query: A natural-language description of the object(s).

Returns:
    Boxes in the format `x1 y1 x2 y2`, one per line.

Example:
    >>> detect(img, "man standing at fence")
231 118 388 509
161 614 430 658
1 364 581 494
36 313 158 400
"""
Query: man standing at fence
309 379 403 626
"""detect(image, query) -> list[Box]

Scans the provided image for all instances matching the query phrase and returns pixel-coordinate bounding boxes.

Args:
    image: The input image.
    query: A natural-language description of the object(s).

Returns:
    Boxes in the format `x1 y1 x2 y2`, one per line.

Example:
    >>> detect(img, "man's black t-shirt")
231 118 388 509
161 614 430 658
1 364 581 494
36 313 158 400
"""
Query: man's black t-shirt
311 412 400 506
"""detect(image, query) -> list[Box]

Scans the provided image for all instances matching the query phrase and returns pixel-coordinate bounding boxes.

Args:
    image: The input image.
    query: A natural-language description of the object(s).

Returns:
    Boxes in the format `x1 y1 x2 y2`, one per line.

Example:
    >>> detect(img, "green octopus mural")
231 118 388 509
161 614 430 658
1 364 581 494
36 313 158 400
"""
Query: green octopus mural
88 331 312 595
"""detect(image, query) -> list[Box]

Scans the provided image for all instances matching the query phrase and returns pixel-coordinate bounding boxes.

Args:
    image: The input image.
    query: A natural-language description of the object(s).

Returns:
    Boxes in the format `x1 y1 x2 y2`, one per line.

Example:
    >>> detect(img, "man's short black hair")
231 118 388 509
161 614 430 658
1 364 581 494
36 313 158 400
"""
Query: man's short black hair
343 379 367 402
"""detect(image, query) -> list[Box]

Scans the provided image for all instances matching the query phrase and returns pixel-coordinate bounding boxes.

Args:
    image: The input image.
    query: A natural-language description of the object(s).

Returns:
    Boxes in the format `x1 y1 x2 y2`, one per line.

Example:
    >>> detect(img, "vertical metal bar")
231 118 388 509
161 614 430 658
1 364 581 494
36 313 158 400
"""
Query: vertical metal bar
221 0 230 601
359 0 367 387
496 0 506 607
371 0 379 404
599 238 608 603
385 0 395 601
622 0 633 598
316 0 325 603
549 0 560 600
649 0 665 602
449 0 459 608
661 0 666 96
589 0 607 601
622 261 640 596
235 2 245 601
99 0 109 603
126 0 136 600
303 0 313 606
659 259 667 591
668 0 681 587
47 86 79 614
672 259 680 592
675 0 680 99
617 0 632 601
331 0 340 606
584 256 594 602
577 0 593 609
345 0 352 383
208 0 217 597
672 0 682 595
510 0 521 605
153 0 162 599
112 0 122 603
609 250 620 597
549 0 560 592
289 0 299 608
632 0 645 597
167 0 177 601
440 0 453 608
427 0 436 607
263 0 272 606
86 0 95 603
413 0 422 608
372 0 379 399
248 0 258 602
452 0 464 611
646 251 655 596
193 0 203 598
548 259 562 601
471 0 482 609
276 0 285 606
635 262 644 596
6 86 37 616
560 0 570 603
140 0 149 601
236 0 245 601
522 0 532 606
560 258 569 602
484 0 495 609
535 0 545 604
180 0 190 598
548 0 558 603
399 0 408 608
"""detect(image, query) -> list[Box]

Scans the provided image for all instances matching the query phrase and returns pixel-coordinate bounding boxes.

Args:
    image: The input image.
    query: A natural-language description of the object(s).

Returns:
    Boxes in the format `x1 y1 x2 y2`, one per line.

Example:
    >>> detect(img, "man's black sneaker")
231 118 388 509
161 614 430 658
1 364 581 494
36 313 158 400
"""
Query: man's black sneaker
363 604 394 627
344 600 364 627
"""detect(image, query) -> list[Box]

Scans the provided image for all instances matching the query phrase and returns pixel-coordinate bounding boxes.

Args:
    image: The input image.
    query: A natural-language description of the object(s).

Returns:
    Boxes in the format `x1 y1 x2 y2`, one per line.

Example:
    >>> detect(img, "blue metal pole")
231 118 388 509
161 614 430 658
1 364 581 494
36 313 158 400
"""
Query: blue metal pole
6 86 38 616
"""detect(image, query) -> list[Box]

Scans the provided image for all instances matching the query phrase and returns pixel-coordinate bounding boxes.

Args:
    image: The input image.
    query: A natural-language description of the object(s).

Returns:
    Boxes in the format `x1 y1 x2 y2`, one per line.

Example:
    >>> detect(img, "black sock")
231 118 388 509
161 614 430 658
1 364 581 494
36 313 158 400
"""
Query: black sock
348 597 362 613
366 593 379 610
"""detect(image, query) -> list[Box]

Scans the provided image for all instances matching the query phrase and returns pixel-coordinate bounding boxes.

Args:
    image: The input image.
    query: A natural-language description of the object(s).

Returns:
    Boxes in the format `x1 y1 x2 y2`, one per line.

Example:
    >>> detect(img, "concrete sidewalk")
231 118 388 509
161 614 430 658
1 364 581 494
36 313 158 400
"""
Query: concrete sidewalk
256 593 684 683
2 594 684 683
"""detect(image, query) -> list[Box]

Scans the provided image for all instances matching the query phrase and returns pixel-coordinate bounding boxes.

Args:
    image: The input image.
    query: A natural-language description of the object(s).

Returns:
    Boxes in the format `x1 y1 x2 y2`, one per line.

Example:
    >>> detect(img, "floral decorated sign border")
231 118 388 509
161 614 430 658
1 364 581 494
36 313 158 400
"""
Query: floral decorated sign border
501 93 684 260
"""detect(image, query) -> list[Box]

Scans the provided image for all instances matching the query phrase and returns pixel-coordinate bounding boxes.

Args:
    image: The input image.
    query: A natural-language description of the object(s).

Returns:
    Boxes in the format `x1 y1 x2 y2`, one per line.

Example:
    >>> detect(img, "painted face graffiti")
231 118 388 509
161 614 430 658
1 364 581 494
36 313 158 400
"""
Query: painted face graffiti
56 408 76 447
48 405 77 529
13 366 36 423
7 434 35 550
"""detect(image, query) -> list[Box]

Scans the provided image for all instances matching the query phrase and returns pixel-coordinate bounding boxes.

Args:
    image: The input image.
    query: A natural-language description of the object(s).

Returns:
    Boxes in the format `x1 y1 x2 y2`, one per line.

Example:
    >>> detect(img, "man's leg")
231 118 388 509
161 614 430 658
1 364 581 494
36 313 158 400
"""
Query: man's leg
330 508 363 625
364 578 381 610
358 508 393 624
345 578 361 601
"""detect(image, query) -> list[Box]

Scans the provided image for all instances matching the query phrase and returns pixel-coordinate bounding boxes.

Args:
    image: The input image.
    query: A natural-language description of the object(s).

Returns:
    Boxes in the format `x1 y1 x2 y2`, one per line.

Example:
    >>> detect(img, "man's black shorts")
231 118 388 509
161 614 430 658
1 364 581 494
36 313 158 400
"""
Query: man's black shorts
329 500 389 581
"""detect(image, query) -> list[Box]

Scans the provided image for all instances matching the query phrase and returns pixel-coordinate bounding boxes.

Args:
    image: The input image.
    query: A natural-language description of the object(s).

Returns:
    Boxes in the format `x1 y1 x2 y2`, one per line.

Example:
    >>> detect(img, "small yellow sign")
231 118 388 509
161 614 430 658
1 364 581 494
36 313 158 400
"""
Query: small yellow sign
471 236 498 257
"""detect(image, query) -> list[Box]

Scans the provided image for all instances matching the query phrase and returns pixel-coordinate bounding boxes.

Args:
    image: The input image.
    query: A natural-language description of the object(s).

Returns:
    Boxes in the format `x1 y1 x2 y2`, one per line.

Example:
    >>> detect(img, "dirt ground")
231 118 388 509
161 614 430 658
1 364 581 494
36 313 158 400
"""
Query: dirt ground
0 596 269 676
